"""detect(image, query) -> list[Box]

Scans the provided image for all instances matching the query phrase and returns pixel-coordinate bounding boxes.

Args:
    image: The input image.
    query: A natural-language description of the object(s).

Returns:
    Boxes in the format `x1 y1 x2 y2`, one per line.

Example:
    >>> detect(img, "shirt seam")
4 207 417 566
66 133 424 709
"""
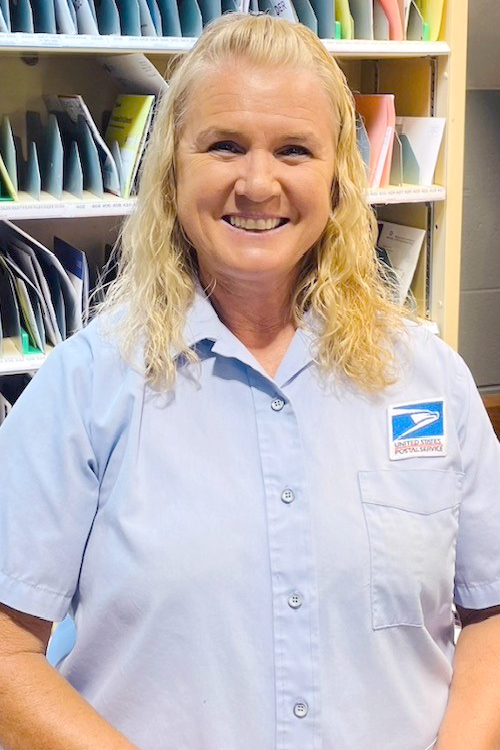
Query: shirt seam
0 568 71 600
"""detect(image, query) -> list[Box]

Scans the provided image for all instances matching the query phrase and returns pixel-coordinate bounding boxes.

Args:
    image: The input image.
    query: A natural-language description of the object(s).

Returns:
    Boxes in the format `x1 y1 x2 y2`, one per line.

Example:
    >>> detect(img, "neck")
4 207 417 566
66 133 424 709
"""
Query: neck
201 273 297 377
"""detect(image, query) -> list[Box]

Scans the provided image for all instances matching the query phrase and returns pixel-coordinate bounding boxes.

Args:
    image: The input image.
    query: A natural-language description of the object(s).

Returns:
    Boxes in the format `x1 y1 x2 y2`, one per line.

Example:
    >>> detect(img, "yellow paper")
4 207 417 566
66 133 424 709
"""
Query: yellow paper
335 0 354 39
421 0 445 41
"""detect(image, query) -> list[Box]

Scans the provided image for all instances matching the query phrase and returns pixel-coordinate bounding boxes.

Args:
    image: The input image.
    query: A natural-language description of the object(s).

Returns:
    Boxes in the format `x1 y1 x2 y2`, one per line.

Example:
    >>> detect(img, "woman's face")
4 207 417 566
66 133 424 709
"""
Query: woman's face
176 57 337 288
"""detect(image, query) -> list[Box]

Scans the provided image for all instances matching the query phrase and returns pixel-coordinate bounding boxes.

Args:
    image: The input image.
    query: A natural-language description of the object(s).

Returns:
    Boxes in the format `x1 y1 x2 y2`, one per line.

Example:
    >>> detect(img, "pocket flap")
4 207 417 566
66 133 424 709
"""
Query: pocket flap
359 469 462 514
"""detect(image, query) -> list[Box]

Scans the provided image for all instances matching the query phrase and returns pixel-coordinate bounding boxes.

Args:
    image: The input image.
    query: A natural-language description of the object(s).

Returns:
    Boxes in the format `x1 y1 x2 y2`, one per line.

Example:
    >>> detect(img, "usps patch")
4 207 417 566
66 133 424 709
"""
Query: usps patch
388 399 447 460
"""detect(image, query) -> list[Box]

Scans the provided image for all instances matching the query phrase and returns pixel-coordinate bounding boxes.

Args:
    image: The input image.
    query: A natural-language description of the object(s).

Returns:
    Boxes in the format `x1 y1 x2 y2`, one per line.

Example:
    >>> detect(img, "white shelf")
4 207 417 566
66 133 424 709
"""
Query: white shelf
0 191 135 219
366 184 446 204
0 32 450 58
0 339 48 375
0 354 46 375
0 185 445 220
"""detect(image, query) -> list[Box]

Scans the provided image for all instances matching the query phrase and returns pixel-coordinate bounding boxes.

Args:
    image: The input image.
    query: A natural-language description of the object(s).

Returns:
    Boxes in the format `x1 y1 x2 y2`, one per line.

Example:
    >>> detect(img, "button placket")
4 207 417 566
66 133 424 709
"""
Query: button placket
249 381 320 748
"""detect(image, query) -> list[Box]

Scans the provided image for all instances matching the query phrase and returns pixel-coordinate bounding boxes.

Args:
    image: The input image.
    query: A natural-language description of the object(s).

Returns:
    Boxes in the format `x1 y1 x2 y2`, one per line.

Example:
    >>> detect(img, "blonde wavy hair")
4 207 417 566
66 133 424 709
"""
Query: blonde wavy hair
100 12 406 391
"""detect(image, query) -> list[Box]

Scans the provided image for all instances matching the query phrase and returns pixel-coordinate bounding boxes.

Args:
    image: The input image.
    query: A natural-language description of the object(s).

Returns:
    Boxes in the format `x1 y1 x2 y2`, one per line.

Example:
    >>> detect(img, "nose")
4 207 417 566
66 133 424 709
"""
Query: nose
234 150 280 203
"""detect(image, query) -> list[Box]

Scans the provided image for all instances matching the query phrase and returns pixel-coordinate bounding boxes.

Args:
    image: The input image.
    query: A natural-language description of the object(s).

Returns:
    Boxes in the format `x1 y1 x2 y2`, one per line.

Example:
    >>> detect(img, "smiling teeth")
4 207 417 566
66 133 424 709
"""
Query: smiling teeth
228 216 282 231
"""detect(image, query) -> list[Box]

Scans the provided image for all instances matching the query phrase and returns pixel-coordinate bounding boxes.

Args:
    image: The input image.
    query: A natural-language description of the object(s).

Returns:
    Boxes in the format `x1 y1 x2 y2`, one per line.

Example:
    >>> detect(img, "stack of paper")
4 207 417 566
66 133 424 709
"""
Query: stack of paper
0 220 88 356
0 88 156 202
354 94 446 189
0 0 446 40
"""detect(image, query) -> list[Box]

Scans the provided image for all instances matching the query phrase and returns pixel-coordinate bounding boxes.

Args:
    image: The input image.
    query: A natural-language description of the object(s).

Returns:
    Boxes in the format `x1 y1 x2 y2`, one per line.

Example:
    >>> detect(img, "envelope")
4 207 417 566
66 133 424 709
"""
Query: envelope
146 0 163 34
11 0 35 32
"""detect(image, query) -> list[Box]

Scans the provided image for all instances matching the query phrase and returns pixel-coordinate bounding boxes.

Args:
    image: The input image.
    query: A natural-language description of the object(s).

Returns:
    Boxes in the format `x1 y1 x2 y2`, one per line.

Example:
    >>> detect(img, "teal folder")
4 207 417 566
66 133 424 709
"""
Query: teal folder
41 114 64 200
0 0 11 31
138 0 157 34
78 117 104 197
97 0 121 34
31 0 57 33
146 0 163 34
156 0 182 36
292 0 318 32
116 0 142 35
178 0 203 36
25 141 42 200
11 0 34 34
64 140 84 198
310 0 335 38
197 0 221 25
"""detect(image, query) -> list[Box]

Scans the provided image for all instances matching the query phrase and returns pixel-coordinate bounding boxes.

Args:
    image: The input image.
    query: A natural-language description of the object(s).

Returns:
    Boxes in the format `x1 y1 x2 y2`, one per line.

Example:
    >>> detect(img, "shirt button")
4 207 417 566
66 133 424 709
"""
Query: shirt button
281 488 295 504
271 397 285 411
288 592 303 609
293 701 308 718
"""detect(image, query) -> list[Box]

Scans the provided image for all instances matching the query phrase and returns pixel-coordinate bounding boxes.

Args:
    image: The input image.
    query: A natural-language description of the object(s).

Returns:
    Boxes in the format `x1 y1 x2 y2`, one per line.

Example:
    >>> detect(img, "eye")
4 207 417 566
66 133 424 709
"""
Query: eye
207 141 243 154
277 145 313 158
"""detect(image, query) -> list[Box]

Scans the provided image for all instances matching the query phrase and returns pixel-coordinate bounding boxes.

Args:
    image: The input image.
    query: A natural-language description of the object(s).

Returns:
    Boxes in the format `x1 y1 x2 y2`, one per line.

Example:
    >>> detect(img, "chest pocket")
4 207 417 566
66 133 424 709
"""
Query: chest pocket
359 469 462 629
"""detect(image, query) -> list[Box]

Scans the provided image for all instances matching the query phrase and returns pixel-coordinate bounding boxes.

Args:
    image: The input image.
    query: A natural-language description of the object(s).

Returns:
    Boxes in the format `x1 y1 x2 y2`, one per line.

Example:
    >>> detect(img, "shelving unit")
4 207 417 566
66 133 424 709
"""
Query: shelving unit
0 0 468 376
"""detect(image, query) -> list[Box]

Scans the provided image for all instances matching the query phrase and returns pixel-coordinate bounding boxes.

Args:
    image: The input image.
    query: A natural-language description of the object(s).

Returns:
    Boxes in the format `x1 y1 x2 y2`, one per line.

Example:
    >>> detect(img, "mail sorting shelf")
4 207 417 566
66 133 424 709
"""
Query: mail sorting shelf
0 0 468 373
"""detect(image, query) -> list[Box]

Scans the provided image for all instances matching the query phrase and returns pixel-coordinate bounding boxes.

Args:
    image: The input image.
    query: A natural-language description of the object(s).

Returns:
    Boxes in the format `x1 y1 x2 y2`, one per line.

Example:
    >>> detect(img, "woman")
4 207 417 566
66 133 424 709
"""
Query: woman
0 13 500 750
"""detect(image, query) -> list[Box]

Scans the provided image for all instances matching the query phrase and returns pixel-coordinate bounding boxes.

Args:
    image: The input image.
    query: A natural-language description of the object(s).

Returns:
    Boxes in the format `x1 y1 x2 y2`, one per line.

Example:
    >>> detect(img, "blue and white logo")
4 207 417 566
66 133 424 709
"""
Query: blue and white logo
388 399 446 460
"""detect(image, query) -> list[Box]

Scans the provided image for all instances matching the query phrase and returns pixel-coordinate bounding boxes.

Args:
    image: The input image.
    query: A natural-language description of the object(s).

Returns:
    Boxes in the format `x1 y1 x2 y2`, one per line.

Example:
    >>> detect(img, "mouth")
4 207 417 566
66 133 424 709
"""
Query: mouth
222 215 289 232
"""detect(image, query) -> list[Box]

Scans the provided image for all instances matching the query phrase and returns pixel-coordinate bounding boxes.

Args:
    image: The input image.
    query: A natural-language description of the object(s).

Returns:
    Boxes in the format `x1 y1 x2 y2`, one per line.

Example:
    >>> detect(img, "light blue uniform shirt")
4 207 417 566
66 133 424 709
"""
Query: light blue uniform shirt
1 292 500 750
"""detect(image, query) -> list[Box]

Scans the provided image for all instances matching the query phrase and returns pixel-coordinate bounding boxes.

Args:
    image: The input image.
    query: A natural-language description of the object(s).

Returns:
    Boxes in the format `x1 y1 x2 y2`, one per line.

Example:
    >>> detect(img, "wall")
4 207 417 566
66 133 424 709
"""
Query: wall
459 1 500 387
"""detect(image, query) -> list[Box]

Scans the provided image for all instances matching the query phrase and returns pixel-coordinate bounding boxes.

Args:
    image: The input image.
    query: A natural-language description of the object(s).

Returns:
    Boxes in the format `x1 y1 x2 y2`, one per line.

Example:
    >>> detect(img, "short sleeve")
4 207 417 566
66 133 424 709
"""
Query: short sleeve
0 333 100 622
453 355 500 608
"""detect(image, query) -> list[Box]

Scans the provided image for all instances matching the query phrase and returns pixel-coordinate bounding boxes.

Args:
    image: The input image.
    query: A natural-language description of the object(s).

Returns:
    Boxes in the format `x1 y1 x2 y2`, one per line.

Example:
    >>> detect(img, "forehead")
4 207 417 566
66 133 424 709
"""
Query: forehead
181 58 337 138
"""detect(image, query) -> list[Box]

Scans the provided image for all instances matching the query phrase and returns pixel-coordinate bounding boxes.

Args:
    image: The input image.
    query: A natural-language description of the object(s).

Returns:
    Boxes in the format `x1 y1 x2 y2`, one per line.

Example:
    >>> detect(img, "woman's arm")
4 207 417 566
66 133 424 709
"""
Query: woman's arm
435 607 500 750
0 604 141 750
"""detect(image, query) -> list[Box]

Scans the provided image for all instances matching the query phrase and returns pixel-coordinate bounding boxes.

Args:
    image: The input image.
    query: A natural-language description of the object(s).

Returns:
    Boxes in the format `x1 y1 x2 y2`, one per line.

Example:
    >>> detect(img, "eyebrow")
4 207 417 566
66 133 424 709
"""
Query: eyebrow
194 127 324 151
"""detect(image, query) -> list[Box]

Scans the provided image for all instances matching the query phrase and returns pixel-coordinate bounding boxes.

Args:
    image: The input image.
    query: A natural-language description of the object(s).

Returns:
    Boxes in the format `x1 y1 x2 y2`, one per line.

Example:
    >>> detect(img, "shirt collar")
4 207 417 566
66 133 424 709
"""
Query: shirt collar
182 289 318 387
